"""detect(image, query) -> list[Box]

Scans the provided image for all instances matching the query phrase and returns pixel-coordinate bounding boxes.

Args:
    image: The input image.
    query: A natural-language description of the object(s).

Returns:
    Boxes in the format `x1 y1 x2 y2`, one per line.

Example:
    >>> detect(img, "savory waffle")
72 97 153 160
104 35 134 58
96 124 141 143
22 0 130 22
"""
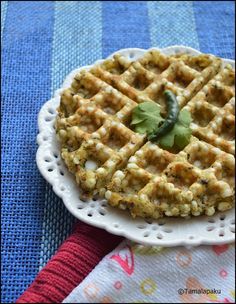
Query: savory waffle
56 49 235 219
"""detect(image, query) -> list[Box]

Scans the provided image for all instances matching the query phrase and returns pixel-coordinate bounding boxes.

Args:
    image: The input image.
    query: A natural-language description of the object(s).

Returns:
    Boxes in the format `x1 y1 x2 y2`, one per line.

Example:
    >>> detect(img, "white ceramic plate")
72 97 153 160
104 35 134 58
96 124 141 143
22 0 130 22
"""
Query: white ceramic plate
36 46 235 246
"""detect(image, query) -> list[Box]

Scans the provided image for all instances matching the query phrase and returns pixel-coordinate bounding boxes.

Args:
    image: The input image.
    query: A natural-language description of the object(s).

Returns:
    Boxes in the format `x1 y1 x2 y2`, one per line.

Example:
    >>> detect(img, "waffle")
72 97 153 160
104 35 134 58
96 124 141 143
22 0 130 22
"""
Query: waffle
56 49 235 219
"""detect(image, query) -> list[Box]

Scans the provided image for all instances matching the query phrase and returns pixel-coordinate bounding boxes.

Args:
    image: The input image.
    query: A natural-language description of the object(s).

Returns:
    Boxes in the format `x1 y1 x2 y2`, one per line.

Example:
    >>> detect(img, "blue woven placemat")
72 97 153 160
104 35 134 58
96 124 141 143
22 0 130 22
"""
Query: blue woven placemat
1 1 234 302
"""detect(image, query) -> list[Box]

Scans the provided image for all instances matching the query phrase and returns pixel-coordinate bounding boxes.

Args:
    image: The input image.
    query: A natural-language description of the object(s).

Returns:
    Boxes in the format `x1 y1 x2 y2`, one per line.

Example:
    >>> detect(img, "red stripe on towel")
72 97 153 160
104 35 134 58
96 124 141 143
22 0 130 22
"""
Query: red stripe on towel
17 222 123 303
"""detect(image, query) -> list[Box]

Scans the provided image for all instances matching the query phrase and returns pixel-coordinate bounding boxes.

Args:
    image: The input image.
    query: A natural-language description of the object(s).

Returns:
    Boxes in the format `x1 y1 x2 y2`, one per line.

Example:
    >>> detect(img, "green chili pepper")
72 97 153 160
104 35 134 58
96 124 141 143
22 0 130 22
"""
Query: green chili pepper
148 90 179 141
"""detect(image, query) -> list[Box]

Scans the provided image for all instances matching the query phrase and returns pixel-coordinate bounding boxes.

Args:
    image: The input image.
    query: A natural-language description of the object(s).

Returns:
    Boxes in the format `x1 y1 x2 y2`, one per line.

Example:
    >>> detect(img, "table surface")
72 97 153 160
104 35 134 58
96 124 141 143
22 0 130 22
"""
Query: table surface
1 1 234 302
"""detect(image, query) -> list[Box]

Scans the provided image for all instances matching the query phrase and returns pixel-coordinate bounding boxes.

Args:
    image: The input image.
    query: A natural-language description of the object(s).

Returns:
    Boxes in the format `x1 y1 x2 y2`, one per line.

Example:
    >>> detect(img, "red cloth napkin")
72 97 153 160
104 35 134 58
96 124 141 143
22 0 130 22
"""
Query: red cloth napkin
17 222 123 303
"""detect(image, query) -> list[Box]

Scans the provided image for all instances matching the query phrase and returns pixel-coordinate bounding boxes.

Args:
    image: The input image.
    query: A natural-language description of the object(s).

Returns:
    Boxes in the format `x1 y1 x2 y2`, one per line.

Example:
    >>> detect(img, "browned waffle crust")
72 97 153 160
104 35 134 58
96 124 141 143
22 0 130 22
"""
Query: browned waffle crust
56 50 235 219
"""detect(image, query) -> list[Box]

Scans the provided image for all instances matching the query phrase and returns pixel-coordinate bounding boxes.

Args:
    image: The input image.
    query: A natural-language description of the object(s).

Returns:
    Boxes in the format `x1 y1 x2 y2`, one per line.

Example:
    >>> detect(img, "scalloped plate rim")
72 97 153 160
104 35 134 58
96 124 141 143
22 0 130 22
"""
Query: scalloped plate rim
36 45 235 247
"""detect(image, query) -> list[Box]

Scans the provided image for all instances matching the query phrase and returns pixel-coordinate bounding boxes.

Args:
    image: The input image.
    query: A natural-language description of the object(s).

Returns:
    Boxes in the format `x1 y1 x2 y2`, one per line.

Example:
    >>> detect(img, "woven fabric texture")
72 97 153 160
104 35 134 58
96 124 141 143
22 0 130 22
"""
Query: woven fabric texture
1 1 234 302
17 222 123 303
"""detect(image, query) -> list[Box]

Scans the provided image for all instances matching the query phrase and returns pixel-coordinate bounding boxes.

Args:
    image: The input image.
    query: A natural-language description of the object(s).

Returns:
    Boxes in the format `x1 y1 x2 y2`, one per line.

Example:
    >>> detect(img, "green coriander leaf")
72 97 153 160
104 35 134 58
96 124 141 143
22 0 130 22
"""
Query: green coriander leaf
138 102 160 112
175 126 192 149
158 109 192 149
178 109 192 126
130 107 145 125
158 130 175 149
131 102 164 135
134 122 151 134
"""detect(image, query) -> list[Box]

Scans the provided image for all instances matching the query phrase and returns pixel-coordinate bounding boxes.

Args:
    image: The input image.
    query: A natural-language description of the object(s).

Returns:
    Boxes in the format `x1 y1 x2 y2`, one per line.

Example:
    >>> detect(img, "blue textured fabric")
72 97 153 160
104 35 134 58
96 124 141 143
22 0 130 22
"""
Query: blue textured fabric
1 1 234 302
102 1 151 57
1 1 8 41
39 1 103 270
1 1 54 302
193 1 235 59
148 1 199 49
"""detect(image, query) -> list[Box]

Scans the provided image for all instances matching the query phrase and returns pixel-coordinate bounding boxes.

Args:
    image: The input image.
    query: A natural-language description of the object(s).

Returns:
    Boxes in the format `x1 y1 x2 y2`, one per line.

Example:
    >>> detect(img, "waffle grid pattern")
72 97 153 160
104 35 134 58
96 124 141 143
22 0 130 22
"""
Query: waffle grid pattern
56 50 235 219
